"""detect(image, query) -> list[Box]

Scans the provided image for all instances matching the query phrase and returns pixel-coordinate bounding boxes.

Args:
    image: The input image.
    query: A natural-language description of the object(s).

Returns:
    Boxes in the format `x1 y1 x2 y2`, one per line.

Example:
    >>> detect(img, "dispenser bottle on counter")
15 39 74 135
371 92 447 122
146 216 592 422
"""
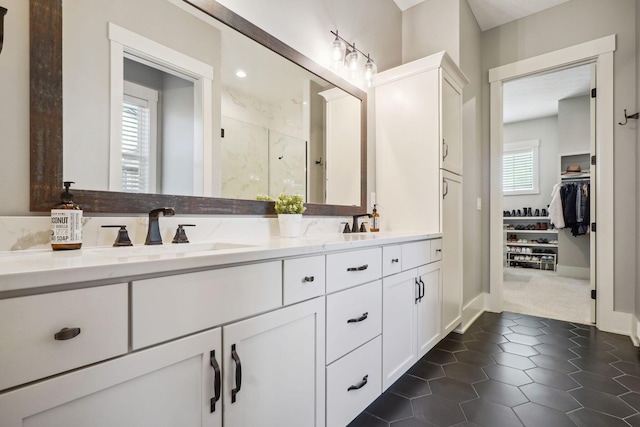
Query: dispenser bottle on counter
51 181 83 250
370 204 380 232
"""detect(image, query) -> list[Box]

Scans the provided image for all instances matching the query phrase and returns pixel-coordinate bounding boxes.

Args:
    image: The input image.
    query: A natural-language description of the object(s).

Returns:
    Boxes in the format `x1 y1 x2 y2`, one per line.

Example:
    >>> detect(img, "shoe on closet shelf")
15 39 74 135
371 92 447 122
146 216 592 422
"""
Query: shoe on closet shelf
542 208 548 216
549 239 558 244
534 209 540 217
541 223 548 230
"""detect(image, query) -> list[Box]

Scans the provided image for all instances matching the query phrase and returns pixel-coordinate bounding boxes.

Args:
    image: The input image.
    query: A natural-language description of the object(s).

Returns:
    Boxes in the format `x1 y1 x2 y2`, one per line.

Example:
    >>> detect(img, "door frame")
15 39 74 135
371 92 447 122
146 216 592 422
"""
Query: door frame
488 35 627 334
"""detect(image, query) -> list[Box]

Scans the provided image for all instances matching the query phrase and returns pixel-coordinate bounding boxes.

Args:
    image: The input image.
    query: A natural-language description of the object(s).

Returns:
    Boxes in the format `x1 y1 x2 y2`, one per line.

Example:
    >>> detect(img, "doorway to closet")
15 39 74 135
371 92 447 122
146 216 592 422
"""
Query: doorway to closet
500 64 595 325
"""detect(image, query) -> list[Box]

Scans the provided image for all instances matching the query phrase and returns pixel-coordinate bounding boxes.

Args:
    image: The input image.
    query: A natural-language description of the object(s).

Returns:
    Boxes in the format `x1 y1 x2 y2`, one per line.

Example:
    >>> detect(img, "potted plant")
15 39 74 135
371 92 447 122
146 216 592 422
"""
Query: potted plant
258 194 306 237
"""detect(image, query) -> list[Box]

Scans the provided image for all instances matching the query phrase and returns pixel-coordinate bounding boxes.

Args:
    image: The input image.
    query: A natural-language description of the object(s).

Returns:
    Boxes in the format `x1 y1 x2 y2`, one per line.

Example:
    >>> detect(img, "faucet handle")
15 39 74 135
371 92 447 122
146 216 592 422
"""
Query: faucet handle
172 224 195 244
340 222 351 234
101 225 133 247
359 222 368 233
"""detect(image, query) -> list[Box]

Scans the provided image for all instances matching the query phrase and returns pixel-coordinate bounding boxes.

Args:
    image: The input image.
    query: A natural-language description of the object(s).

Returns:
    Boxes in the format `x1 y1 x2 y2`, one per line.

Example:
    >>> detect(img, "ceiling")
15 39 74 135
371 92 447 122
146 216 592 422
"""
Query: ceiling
503 64 592 124
393 0 571 31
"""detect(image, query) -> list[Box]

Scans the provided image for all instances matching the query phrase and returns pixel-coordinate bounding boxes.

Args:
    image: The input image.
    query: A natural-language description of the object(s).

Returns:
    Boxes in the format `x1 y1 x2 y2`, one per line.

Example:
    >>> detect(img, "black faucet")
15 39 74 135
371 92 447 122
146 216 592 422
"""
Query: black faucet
352 214 372 233
145 207 176 245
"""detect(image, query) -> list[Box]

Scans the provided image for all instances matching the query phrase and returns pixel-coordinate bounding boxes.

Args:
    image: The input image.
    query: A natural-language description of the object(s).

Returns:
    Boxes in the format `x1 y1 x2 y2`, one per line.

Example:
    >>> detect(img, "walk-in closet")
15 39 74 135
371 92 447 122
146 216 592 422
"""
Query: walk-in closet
501 64 593 325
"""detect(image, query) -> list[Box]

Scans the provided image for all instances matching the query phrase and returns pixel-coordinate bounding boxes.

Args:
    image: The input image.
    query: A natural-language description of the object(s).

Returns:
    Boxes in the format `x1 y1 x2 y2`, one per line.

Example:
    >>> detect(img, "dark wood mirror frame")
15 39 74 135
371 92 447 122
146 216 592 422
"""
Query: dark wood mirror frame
30 0 367 216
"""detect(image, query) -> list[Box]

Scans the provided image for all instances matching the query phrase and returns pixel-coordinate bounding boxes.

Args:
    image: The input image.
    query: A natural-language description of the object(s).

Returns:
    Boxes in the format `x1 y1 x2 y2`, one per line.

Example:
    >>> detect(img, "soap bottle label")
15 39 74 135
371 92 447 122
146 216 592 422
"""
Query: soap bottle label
51 209 83 244
372 216 380 230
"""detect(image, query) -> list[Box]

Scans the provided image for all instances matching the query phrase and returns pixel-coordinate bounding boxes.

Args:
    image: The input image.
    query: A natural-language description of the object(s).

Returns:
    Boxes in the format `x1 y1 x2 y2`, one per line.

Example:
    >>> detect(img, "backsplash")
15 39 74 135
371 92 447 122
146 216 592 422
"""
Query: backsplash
0 216 350 252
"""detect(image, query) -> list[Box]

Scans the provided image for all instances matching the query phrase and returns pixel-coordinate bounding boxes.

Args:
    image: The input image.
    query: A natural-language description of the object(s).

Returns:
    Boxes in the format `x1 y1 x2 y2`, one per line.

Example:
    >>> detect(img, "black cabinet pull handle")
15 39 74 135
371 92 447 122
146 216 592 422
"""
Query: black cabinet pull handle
391 258 399 263
436 248 442 253
231 344 242 403
419 278 426 302
347 312 369 323
210 350 221 412
415 279 420 304
347 264 368 272
303 276 315 282
54 327 81 340
347 375 369 391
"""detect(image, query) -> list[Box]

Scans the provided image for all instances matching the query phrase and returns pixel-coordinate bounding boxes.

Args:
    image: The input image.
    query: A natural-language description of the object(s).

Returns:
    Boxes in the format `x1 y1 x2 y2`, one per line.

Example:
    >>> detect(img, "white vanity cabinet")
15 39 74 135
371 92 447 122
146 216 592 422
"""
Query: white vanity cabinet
0 327 223 427
325 247 383 426
375 51 467 336
382 242 442 390
222 297 325 427
0 235 443 427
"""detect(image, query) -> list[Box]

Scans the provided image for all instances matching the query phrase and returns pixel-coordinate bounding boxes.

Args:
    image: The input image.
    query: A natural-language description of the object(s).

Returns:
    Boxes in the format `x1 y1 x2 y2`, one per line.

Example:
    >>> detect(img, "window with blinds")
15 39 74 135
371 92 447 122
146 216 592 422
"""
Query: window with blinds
120 81 158 193
122 97 151 193
503 140 539 195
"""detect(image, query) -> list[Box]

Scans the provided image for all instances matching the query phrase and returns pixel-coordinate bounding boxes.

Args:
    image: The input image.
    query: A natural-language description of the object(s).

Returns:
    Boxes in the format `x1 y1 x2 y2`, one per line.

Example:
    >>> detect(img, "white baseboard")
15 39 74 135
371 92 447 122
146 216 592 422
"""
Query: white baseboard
454 292 488 334
556 265 590 279
632 317 640 347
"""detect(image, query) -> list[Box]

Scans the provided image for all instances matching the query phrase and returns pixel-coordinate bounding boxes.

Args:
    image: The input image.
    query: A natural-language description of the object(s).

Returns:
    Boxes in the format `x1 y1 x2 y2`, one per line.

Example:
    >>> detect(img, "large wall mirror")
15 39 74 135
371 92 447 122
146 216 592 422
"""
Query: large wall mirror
30 0 367 216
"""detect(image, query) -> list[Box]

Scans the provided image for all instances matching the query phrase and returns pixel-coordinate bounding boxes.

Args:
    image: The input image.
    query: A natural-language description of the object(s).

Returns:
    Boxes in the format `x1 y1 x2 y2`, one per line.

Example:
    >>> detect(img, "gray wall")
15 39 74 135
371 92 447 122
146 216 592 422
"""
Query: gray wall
636 0 640 324
402 0 459 64
503 116 559 212
481 0 637 313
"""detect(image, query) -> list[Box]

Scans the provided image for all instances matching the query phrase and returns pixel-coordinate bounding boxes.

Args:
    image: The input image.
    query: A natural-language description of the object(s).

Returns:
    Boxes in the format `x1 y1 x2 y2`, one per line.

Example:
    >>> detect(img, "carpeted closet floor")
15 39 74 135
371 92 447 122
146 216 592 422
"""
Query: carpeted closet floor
503 267 591 325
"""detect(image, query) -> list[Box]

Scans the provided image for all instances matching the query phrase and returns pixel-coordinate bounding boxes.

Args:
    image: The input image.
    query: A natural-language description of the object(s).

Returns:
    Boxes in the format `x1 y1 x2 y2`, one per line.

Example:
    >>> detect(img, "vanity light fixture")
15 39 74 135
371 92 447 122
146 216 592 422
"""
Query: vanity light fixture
329 30 376 87
0 6 7 56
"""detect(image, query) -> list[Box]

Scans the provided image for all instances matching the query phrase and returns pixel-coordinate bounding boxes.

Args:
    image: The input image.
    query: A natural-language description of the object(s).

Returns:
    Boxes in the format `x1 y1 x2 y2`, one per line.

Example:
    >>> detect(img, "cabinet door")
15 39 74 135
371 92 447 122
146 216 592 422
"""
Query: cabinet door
375 69 440 232
442 170 463 335
382 269 418 390
417 262 442 358
441 72 463 175
222 297 325 427
0 328 222 427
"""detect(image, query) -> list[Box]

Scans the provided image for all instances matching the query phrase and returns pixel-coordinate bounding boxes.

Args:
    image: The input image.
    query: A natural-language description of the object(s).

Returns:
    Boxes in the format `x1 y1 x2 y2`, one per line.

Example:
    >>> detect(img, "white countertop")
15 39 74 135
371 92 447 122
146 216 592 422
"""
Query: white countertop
0 232 440 294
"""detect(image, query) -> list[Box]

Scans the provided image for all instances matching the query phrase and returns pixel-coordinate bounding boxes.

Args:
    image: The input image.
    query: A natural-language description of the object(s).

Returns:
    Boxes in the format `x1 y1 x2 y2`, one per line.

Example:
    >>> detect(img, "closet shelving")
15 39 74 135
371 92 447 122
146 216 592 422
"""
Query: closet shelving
504 216 558 271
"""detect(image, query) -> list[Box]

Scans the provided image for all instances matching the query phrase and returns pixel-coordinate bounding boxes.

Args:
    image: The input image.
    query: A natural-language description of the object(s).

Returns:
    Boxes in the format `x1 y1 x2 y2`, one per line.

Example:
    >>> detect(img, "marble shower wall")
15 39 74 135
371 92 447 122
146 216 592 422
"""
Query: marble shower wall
221 86 307 200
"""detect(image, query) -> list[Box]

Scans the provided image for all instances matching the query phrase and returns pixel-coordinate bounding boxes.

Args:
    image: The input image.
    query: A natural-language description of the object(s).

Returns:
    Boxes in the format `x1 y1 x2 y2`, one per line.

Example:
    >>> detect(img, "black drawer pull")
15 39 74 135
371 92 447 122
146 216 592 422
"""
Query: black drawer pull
436 249 442 253
415 278 421 304
419 278 425 301
54 327 81 340
231 344 242 403
210 350 221 412
347 264 368 272
347 312 369 323
391 258 399 263
303 276 315 282
347 375 369 391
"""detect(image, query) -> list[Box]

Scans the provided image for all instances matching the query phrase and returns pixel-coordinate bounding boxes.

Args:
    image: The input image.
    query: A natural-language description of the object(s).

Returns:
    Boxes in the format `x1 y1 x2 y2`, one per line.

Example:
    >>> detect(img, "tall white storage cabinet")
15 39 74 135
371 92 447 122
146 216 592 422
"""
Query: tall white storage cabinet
375 51 468 336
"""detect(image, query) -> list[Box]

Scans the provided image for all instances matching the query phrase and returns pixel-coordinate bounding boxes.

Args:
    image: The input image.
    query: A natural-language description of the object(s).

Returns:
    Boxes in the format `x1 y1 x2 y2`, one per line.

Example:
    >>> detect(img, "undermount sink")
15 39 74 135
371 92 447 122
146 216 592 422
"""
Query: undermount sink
87 241 257 257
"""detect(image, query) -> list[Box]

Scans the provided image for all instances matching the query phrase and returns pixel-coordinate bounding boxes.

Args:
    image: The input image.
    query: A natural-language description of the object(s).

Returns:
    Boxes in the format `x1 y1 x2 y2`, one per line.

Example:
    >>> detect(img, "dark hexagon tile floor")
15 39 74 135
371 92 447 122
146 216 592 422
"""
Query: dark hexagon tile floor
348 311 640 427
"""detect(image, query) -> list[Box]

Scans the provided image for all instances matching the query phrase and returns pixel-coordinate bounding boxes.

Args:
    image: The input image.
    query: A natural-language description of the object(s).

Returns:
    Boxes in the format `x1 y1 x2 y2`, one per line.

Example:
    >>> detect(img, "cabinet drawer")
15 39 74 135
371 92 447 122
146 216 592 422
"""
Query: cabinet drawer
326 281 382 363
431 238 443 261
0 284 128 391
283 255 326 305
402 240 431 270
382 245 402 276
326 247 382 293
326 336 382 427
132 261 282 349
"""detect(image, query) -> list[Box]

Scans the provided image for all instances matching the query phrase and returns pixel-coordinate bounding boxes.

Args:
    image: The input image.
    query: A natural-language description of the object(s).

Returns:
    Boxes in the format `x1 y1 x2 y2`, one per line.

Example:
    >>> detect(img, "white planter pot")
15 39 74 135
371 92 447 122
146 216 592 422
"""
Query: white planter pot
278 214 302 238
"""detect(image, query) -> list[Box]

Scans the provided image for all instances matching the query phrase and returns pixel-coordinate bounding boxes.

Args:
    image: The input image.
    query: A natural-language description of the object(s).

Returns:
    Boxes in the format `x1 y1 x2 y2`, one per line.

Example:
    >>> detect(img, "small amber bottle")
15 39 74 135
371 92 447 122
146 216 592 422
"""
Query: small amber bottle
370 204 380 232
51 181 83 250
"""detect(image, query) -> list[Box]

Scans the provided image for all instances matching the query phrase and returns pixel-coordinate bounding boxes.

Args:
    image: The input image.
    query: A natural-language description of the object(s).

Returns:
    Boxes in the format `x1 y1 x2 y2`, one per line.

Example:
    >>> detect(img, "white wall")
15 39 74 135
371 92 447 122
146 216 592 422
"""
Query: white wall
481 0 637 313
503 116 559 212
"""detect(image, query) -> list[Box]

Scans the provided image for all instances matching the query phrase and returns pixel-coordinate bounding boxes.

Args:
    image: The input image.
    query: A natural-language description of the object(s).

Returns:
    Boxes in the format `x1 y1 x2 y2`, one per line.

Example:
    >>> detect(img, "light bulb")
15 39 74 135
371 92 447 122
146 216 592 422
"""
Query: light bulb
346 44 359 71
364 56 377 88
330 35 346 70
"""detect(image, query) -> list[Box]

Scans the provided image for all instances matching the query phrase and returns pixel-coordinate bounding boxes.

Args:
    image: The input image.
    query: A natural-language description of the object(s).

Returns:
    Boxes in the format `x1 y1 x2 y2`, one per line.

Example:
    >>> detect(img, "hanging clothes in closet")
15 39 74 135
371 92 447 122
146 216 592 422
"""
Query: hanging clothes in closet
560 180 590 236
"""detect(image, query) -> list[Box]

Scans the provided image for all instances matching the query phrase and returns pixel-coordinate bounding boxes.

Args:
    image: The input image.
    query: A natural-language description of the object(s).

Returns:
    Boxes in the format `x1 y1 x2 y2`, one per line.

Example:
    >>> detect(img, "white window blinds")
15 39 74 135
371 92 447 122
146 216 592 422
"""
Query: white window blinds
503 140 539 195
121 97 151 193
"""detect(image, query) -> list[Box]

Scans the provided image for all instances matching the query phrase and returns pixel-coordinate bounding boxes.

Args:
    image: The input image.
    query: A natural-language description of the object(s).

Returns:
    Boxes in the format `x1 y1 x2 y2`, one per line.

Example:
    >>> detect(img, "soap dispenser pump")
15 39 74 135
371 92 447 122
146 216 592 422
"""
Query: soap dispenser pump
51 181 83 250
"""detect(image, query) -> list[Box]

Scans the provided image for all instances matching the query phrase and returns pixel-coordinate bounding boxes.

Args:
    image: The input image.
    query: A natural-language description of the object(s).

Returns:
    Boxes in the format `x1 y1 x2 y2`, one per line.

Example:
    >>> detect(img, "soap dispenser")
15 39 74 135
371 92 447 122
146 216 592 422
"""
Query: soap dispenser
370 204 380 232
51 181 83 250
